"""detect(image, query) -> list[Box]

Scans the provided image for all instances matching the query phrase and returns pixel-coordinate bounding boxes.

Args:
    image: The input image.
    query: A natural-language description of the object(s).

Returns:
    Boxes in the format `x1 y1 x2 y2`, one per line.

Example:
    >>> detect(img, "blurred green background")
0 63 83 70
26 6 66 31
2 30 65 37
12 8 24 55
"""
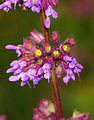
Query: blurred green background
0 0 94 120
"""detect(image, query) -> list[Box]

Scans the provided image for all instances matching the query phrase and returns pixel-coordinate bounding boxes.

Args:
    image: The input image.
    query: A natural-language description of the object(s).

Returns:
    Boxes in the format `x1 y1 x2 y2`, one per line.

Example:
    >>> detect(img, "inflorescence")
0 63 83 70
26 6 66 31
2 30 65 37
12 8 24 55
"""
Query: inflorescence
6 30 83 88
33 99 90 120
0 0 59 28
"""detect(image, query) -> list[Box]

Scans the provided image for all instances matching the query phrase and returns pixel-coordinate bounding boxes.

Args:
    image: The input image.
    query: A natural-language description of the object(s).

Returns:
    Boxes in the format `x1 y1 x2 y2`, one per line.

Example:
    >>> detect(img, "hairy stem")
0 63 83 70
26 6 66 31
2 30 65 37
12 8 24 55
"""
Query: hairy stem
40 9 63 119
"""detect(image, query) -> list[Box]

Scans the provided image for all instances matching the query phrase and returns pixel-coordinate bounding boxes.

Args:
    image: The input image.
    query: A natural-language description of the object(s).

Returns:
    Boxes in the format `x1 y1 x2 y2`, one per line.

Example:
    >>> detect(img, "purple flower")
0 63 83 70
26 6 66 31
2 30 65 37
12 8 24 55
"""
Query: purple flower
29 30 44 44
0 116 6 120
0 0 19 12
44 17 51 28
28 68 43 87
6 41 52 87
33 99 56 120
43 0 59 10
60 36 76 53
63 68 75 85
45 5 58 28
0 1 12 12
63 55 72 62
63 75 70 85
6 30 83 87
0 0 59 28
11 0 19 9
33 100 90 120
42 63 52 83
23 0 32 8
6 45 22 57
67 110 90 120
63 55 83 85
45 6 58 19
31 5 41 13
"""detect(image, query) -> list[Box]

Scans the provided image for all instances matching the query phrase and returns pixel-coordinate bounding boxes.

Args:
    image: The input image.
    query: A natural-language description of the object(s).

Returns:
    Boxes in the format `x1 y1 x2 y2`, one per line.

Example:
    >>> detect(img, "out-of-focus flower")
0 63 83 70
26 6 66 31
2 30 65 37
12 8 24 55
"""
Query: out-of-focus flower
6 30 83 87
33 99 56 120
33 100 90 120
67 110 90 120
0 116 6 120
67 0 94 18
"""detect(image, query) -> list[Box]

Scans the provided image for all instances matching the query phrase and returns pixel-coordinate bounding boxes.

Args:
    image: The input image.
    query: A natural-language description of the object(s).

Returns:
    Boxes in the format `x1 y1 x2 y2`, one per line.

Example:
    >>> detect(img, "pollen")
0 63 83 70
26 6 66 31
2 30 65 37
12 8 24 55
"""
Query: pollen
34 48 42 57
46 45 51 53
63 45 70 52
53 50 60 57
38 58 43 65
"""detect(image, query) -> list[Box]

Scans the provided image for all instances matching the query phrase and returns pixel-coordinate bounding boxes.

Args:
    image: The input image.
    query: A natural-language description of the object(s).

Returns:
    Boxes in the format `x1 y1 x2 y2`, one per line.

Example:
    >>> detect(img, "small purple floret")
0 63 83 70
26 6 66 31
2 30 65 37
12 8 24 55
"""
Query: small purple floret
63 55 83 85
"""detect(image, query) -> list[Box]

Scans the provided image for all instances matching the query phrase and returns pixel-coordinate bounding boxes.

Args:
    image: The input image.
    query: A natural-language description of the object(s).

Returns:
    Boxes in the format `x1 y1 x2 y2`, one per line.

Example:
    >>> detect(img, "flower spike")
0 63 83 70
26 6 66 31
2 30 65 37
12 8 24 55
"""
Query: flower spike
6 30 83 87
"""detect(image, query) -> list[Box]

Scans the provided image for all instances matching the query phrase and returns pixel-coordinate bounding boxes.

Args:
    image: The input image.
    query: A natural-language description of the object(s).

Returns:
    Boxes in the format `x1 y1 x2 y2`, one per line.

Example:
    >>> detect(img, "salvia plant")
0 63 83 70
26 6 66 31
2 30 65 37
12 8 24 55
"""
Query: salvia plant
0 0 91 120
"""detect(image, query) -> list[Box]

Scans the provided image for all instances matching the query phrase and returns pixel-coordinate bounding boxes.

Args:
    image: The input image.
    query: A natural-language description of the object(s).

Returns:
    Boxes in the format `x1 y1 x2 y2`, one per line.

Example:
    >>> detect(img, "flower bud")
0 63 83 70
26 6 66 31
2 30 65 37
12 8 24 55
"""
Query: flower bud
29 30 44 44
51 30 60 44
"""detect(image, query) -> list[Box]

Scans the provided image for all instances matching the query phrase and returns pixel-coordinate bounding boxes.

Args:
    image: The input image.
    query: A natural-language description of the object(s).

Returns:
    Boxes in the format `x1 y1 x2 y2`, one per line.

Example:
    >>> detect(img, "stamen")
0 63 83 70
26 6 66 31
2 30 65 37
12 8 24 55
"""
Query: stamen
38 58 43 65
53 50 60 58
46 44 51 53
34 48 42 57
63 45 70 52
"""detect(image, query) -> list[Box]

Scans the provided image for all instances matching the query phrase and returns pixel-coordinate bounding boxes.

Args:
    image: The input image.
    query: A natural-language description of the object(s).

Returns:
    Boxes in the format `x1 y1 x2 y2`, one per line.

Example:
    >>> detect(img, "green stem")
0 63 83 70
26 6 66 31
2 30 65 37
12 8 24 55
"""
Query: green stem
40 9 63 119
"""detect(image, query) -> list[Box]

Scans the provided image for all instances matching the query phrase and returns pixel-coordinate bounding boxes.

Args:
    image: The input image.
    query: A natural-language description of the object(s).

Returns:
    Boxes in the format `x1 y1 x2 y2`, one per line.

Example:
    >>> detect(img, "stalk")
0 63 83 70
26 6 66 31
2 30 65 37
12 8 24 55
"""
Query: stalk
51 65 63 118
40 9 50 43
40 9 64 119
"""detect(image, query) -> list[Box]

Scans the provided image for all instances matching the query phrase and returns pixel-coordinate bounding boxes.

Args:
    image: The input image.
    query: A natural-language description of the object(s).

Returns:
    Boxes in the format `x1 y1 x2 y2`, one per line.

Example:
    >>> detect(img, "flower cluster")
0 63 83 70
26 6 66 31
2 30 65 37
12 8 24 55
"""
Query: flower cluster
6 30 83 87
0 0 59 28
67 110 90 120
33 99 90 120
33 99 56 120
0 116 6 120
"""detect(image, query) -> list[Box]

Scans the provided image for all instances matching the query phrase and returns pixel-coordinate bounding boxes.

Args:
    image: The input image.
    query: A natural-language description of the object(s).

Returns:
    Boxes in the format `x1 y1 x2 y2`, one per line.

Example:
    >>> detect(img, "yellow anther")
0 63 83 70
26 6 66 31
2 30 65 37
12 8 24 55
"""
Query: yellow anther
46 45 51 53
38 59 43 65
34 48 42 57
53 50 60 57
63 45 70 52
